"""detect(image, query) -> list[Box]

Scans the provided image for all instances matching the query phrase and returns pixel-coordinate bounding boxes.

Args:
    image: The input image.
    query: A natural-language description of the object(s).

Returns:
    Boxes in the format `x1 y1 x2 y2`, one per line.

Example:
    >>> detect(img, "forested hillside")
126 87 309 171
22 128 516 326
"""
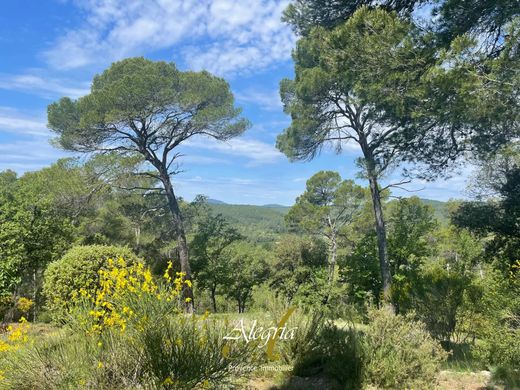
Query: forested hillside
207 198 448 240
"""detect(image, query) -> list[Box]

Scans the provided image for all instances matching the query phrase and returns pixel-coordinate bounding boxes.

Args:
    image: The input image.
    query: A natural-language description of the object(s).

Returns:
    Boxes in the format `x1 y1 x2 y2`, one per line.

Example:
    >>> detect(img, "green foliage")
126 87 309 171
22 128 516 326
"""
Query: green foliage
364 308 448 390
288 322 364 390
452 145 520 270
343 197 438 310
387 197 436 267
2 311 256 390
190 201 242 312
222 242 271 312
208 203 288 243
0 167 75 319
407 261 470 343
283 0 420 36
277 7 429 164
48 57 248 154
285 171 367 235
342 232 381 307
283 0 518 60
286 171 368 290
387 197 437 311
42 245 140 321
463 263 520 387
270 235 329 307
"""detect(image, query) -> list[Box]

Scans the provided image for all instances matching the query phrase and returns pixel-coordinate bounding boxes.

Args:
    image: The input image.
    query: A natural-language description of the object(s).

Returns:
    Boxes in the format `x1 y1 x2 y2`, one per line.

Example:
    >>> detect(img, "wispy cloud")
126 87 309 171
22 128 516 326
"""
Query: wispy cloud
235 88 282 111
174 174 300 205
0 140 69 173
0 107 69 173
0 107 49 136
43 0 295 76
183 136 284 166
0 73 89 99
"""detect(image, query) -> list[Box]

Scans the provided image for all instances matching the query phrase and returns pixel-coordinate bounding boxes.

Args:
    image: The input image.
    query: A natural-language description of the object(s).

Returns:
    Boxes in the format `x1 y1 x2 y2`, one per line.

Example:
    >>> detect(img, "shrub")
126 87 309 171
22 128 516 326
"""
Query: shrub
364 307 448 390
292 323 364 389
42 245 140 322
273 303 364 389
3 259 258 389
410 261 469 343
476 315 520 388
2 316 256 390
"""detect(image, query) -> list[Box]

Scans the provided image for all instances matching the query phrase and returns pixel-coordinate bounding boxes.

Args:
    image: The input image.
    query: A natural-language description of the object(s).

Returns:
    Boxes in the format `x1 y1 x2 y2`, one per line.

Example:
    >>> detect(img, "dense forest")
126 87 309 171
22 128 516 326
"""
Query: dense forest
0 0 519 389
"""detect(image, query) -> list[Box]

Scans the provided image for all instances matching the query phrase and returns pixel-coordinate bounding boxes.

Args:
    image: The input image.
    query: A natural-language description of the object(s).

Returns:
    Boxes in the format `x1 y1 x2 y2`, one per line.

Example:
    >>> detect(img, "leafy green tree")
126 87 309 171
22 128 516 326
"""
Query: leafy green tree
280 3 519 308
342 231 381 307
223 242 270 313
0 171 25 302
277 8 433 304
270 235 329 305
343 197 437 309
410 260 470 343
452 145 520 270
387 197 436 271
286 171 368 285
47 57 249 310
190 199 242 312
387 197 437 311
0 168 75 320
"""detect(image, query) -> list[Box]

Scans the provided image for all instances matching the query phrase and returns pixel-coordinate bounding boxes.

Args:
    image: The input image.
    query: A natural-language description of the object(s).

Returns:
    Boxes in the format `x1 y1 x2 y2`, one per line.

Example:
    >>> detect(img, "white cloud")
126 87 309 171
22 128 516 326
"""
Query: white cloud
0 73 89 99
0 140 70 173
381 164 475 201
43 0 295 76
183 136 284 166
180 155 230 165
174 174 300 205
0 108 70 173
0 107 49 136
235 88 282 111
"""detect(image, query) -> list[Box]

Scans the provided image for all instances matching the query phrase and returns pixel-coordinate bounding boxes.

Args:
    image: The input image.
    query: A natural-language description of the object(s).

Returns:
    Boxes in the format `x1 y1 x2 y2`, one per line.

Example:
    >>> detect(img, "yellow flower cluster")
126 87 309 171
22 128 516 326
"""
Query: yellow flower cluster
16 297 33 313
84 258 190 333
0 317 30 352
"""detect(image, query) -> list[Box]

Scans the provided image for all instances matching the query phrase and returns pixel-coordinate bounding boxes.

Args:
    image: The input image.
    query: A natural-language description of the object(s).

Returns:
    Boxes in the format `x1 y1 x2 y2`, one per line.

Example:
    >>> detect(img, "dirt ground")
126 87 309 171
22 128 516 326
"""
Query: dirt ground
246 370 494 390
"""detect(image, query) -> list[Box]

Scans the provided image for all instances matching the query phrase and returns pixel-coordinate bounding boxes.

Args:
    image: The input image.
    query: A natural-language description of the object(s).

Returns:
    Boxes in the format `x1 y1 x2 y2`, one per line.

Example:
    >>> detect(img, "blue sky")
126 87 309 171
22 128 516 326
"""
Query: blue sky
0 0 470 205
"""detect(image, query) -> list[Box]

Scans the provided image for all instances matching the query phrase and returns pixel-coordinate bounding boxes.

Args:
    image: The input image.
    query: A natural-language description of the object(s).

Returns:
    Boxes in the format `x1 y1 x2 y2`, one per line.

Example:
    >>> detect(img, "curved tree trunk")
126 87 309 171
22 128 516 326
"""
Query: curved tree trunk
160 173 194 313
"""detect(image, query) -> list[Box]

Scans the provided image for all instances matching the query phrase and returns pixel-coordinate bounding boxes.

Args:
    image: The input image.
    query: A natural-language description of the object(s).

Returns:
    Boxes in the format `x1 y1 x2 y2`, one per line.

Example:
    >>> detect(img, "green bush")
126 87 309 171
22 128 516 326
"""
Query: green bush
409 261 469 343
476 317 520 388
42 245 140 322
1 313 257 389
364 307 448 390
4 260 258 389
293 323 364 389
272 303 363 389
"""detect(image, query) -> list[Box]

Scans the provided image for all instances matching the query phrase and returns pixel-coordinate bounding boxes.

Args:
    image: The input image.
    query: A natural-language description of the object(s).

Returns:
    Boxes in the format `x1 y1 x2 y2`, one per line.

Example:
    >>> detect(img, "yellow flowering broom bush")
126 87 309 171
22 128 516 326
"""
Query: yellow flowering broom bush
2 258 258 389
43 245 141 323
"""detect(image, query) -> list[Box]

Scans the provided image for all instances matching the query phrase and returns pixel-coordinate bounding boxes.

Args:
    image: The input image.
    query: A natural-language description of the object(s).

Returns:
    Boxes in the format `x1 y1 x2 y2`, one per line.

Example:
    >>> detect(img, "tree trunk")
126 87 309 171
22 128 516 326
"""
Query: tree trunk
32 269 37 322
211 285 217 313
357 132 393 308
328 230 337 284
367 172 393 307
160 173 194 313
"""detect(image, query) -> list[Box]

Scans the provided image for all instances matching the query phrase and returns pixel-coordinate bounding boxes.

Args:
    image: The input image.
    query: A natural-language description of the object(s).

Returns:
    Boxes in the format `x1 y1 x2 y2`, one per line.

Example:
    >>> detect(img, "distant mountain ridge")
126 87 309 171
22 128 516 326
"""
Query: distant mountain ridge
206 198 449 242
